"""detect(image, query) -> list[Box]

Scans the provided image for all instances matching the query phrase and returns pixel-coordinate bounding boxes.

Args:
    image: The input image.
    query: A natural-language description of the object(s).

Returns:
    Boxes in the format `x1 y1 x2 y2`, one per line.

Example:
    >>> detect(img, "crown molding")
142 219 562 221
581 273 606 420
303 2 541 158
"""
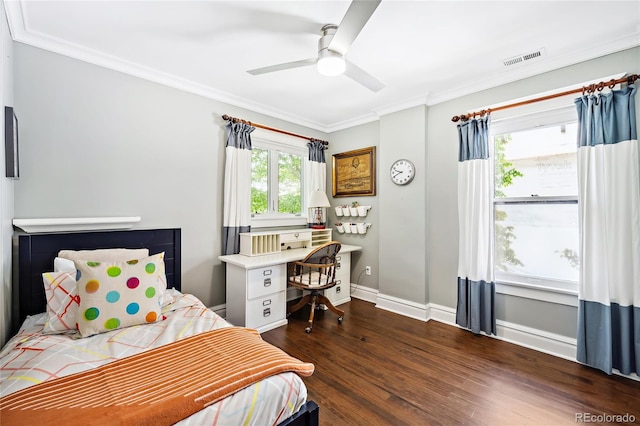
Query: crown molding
3 1 330 132
5 1 639 133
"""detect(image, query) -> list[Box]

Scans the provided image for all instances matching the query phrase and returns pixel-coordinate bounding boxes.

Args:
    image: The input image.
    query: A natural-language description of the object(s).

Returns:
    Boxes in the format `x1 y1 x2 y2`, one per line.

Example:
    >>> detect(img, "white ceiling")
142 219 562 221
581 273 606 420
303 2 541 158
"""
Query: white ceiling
4 0 640 132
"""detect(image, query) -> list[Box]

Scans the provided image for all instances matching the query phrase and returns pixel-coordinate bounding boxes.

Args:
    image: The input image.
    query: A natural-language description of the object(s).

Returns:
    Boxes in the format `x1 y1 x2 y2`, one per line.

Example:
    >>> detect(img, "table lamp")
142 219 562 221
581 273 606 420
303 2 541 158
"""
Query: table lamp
308 190 331 229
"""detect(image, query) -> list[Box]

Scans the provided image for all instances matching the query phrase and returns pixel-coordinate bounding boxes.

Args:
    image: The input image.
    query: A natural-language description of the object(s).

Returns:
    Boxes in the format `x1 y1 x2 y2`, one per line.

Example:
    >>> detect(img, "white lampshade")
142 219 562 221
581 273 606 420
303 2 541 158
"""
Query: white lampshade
308 190 331 208
317 51 346 76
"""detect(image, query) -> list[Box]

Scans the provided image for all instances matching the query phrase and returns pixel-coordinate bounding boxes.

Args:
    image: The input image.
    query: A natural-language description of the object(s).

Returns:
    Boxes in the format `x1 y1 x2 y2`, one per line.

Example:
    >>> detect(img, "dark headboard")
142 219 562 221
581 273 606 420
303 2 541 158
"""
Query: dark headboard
12 228 181 334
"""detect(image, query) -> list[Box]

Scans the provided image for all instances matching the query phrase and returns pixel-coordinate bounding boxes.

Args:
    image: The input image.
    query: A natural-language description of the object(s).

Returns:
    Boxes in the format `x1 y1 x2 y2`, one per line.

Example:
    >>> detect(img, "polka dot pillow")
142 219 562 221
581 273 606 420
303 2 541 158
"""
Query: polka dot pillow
74 252 164 337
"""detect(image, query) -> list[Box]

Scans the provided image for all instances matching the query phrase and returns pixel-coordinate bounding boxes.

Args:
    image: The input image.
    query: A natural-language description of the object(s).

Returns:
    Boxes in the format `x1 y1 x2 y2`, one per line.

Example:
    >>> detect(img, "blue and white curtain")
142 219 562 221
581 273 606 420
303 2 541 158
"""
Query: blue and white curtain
575 85 640 375
456 116 496 335
222 121 254 255
304 140 328 227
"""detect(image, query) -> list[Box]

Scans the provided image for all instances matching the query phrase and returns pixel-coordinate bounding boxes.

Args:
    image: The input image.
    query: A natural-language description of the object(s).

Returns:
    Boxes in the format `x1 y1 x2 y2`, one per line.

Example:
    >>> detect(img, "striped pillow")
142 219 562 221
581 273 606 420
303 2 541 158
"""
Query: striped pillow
42 271 80 333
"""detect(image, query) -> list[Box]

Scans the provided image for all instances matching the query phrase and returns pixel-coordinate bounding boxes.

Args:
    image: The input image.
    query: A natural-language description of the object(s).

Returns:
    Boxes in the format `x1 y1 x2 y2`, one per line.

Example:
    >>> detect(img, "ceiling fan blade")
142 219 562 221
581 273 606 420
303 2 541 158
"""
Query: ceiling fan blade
247 58 317 75
344 61 385 92
328 0 381 55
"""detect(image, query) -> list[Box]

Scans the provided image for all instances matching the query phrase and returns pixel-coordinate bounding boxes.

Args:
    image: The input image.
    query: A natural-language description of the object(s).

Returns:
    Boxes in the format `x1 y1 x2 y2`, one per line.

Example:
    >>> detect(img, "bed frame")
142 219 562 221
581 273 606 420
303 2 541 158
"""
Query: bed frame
10 227 320 426
12 228 182 334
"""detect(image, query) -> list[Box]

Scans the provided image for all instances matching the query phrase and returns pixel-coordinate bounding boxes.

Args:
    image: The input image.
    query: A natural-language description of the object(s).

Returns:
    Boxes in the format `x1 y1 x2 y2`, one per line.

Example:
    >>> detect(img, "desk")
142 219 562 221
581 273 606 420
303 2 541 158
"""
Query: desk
219 244 361 333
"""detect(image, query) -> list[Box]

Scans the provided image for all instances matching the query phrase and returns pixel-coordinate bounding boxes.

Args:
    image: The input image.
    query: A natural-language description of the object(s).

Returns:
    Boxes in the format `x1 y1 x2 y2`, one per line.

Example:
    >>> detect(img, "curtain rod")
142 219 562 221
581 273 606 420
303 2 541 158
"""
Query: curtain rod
221 114 329 145
451 74 640 123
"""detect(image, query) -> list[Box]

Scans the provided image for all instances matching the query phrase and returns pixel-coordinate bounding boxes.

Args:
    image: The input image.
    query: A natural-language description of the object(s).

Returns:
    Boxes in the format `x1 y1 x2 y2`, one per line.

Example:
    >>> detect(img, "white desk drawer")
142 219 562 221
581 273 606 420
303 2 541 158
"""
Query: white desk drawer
335 254 350 281
280 231 311 244
247 291 285 329
247 264 285 299
324 279 344 297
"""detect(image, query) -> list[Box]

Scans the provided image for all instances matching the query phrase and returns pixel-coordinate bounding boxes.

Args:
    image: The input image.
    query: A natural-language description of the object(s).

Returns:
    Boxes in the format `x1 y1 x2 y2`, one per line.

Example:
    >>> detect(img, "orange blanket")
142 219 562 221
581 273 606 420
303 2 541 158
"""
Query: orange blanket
0 327 314 425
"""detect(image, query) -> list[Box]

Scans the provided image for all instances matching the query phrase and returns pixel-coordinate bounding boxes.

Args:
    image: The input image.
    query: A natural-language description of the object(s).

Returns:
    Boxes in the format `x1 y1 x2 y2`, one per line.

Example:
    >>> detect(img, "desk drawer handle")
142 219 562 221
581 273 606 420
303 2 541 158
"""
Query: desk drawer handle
263 307 271 317
336 285 341 294
263 299 272 306
336 255 342 261
337 262 341 269
262 269 272 276
263 278 271 287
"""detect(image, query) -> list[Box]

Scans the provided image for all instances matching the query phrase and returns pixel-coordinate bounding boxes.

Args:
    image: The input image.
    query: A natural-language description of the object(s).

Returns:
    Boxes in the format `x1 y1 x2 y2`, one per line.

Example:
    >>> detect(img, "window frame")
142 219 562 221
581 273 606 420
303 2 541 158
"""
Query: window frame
250 136 307 229
490 105 579 305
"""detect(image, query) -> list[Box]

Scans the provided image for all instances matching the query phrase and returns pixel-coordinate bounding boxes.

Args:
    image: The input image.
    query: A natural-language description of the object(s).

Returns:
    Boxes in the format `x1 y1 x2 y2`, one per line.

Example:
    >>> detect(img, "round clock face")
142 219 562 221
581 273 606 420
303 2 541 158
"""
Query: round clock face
390 159 415 185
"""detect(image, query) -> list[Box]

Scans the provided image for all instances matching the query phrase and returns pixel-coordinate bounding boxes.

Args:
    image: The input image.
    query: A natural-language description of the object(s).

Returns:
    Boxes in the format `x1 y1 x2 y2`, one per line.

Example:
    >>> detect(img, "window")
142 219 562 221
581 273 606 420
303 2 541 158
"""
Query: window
492 107 579 294
251 138 306 227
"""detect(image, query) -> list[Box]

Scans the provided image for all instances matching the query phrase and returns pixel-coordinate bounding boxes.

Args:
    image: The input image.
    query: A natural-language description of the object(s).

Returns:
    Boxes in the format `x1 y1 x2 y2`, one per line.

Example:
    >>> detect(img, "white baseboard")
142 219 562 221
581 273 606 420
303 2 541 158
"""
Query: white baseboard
375 293 429 322
349 283 378 303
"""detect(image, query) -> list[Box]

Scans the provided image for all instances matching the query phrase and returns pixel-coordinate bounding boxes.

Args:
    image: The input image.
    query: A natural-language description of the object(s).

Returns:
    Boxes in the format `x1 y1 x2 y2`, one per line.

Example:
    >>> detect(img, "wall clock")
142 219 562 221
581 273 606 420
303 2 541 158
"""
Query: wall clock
390 159 415 185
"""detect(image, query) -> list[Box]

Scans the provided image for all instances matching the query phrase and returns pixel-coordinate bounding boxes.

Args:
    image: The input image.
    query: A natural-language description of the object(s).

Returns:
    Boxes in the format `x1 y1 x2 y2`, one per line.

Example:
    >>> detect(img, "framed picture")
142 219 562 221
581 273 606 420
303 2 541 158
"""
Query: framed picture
4 106 19 179
332 146 376 197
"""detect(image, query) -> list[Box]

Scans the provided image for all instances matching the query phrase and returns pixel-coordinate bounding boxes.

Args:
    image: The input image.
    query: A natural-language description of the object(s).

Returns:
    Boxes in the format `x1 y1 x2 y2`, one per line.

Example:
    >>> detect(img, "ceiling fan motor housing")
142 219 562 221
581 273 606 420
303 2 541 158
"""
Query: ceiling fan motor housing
318 24 339 54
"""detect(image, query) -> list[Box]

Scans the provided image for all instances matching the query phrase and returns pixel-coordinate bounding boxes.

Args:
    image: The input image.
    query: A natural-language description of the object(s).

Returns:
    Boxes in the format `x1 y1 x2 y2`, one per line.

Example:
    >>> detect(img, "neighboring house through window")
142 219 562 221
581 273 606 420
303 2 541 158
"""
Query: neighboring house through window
492 106 579 300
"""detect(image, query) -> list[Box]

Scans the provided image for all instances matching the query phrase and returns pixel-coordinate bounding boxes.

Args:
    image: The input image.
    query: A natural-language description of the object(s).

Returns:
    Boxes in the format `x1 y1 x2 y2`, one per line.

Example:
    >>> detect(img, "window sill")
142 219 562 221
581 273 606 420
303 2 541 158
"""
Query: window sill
495 280 578 307
251 215 307 229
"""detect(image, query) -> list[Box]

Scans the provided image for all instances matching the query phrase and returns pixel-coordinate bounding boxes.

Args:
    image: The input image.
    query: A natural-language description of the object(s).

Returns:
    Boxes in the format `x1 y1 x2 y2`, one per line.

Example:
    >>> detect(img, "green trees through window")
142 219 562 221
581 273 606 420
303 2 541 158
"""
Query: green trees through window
494 134 524 271
251 147 302 216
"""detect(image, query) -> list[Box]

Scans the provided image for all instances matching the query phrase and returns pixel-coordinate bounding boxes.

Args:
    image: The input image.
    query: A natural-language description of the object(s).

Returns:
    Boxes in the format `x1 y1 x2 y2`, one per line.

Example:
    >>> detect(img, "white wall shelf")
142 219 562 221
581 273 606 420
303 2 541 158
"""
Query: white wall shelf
12 217 141 233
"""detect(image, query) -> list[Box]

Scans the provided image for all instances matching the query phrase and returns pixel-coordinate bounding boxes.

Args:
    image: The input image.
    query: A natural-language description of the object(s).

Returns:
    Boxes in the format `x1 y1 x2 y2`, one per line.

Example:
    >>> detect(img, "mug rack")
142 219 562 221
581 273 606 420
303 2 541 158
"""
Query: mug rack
334 203 372 235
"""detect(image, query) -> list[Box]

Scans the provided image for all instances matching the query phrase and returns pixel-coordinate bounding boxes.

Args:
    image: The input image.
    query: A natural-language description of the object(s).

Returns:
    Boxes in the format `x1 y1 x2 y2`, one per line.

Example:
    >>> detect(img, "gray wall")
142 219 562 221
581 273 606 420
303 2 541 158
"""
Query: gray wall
378 106 427 303
11 43 328 310
1 4 15 347
325 121 380 291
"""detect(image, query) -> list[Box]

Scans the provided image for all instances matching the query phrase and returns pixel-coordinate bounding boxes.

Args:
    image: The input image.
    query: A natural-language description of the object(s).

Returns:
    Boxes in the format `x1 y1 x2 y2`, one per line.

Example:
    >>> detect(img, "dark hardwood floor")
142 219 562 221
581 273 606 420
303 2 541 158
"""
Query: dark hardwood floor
262 298 640 426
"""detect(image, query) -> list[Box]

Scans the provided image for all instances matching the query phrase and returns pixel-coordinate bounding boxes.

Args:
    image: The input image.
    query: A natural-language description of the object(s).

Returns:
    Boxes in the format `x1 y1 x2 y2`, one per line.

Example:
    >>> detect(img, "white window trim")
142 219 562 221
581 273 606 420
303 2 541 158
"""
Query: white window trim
496 281 578 307
251 132 308 229
492 105 579 305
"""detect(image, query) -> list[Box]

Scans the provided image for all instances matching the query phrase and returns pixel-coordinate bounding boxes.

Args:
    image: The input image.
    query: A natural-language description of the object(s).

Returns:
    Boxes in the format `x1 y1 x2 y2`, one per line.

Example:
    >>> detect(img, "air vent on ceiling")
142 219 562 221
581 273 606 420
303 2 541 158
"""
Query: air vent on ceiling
502 48 545 67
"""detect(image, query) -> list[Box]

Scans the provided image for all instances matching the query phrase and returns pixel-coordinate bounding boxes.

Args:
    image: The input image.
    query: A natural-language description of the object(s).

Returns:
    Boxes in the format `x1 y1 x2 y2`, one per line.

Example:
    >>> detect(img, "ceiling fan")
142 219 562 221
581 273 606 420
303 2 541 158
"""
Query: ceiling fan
247 0 384 92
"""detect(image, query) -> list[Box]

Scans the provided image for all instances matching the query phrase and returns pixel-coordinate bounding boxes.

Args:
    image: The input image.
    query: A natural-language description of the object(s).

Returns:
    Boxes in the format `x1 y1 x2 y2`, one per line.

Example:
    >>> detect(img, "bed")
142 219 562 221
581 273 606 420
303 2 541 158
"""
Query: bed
1 228 319 425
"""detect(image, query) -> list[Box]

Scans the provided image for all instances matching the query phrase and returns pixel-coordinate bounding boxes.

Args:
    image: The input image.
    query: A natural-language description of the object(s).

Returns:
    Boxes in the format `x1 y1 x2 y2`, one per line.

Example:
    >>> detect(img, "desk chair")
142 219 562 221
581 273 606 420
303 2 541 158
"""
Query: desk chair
287 241 343 333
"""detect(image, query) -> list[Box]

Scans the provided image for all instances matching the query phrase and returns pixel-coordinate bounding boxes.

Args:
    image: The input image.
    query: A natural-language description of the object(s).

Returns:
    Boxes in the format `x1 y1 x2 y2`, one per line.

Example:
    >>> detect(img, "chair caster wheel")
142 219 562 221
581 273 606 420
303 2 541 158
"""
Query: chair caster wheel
338 316 343 323
305 327 312 333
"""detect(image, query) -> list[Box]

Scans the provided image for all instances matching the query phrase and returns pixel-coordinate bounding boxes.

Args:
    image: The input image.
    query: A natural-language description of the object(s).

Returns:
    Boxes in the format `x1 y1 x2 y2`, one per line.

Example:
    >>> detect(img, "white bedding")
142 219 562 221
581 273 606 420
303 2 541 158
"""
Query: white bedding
0 290 307 425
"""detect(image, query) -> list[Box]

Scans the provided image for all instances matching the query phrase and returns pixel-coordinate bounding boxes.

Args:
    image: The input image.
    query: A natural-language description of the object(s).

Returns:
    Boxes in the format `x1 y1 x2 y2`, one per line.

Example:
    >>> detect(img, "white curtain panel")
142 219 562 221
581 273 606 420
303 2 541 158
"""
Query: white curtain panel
222 122 253 255
455 116 496 335
305 141 327 226
575 86 640 375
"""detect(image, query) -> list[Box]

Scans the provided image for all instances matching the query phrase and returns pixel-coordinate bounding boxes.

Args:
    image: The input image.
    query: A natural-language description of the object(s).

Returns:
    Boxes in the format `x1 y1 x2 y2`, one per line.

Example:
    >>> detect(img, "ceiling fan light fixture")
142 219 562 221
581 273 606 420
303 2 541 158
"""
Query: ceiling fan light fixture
317 51 346 76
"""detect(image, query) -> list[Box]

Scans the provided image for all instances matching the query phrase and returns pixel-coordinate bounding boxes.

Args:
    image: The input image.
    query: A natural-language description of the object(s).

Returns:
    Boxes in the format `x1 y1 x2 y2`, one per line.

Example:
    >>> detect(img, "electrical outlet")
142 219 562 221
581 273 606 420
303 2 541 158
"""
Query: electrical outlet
365 266 372 276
